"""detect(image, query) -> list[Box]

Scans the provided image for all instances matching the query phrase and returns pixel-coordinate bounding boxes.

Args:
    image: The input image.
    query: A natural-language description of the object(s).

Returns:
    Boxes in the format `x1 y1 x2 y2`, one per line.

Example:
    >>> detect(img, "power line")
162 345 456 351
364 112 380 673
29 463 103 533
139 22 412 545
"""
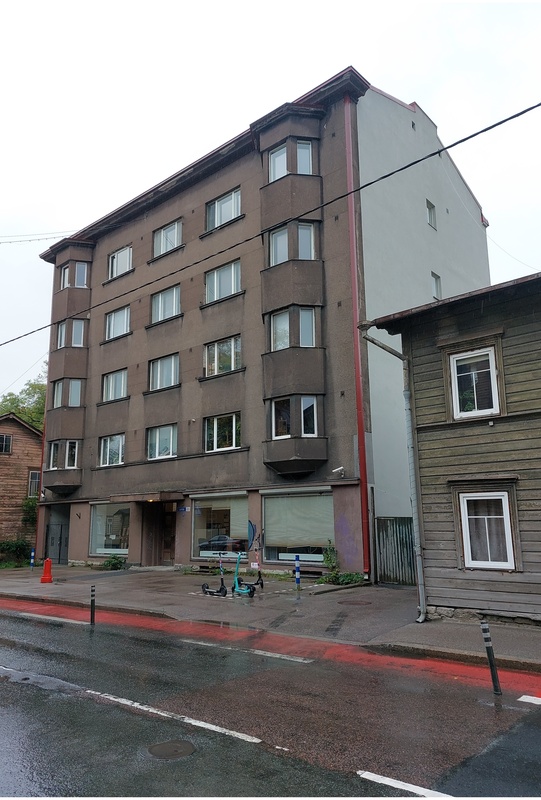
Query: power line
1 99 540 352
0 231 76 244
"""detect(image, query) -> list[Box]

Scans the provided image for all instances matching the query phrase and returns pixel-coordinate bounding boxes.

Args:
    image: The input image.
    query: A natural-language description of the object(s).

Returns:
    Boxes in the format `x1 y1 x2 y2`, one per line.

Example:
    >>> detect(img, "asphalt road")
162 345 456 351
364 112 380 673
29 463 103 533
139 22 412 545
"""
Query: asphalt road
1 610 540 796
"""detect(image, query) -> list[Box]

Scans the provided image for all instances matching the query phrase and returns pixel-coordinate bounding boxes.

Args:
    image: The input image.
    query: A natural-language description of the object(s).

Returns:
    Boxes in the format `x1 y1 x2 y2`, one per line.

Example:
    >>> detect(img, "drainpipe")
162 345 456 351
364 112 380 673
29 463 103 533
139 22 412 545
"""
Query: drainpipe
360 329 427 622
344 94 371 578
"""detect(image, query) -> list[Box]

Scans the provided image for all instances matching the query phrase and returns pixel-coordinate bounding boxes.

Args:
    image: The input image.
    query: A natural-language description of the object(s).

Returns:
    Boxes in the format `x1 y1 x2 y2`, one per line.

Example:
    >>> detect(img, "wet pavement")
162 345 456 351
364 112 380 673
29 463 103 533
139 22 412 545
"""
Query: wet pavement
1 564 541 673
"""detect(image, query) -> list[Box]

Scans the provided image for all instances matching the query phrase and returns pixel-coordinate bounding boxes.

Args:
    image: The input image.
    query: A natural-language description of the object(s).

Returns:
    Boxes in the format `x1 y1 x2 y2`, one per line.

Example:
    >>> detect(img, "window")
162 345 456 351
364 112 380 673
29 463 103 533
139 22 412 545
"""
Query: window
263 493 334 563
301 396 317 436
72 319 85 347
431 271 442 300
270 228 288 267
149 354 179 391
206 188 241 230
75 262 88 288
271 311 289 351
99 434 125 466
103 369 128 402
272 396 318 439
48 441 60 470
450 348 499 419
270 223 316 266
298 223 315 260
205 413 241 452
426 200 437 229
459 492 515 569
300 308 315 347
269 145 287 182
297 141 312 175
60 264 70 289
65 440 80 469
192 496 248 559
153 220 182 257
205 260 240 303
151 285 181 323
52 380 63 408
28 470 40 496
147 424 177 460
0 434 12 454
205 336 241 376
68 379 82 407
106 306 130 340
108 246 132 279
57 322 66 349
90 503 130 555
273 398 291 438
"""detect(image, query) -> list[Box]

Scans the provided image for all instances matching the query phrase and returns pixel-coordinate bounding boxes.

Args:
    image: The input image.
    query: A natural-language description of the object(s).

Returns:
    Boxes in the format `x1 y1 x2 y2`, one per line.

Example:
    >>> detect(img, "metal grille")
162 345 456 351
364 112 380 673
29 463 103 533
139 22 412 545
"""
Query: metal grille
375 517 415 585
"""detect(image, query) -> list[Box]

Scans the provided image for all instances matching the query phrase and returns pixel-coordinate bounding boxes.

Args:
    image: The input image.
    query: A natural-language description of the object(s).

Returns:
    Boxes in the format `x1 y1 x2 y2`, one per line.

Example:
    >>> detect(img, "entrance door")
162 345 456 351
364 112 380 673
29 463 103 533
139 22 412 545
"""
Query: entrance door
142 503 177 566
46 523 69 564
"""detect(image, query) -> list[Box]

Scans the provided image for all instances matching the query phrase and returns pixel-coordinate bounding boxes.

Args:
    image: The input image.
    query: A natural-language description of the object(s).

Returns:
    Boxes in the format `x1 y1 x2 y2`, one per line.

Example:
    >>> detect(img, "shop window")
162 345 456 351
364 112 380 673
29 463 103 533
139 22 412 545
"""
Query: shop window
90 503 130 555
192 495 248 559
263 493 334 563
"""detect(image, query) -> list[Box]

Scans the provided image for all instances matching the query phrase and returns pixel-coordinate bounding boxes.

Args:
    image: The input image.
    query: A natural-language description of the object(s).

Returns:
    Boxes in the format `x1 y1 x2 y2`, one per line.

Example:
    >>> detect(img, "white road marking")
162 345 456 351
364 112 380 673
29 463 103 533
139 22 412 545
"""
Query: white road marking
84 689 261 742
177 637 313 663
19 613 89 625
518 695 541 705
357 770 452 797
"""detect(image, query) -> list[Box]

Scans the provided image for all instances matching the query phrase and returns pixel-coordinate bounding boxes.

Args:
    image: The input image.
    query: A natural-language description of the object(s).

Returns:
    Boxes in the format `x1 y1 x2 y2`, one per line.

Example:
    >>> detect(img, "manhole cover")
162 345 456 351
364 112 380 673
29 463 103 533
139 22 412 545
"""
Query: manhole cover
148 740 196 759
337 600 372 606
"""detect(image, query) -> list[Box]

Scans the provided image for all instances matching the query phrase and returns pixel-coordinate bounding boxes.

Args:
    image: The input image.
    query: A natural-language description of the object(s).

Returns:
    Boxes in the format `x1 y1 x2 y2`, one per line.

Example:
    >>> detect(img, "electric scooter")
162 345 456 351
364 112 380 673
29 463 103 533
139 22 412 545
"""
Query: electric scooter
202 553 228 597
231 552 256 597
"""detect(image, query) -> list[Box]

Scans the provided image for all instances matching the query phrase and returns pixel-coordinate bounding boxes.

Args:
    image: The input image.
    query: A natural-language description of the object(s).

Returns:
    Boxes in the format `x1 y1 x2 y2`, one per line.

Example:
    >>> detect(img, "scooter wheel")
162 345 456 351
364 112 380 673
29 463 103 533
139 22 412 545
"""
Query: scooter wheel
202 583 209 594
219 585 227 597
248 586 255 598
260 579 264 589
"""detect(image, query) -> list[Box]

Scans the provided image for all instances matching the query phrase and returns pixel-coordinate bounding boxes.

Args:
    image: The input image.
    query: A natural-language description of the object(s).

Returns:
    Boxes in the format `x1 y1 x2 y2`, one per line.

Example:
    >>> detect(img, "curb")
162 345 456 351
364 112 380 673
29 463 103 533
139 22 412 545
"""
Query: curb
0 592 172 620
366 642 541 674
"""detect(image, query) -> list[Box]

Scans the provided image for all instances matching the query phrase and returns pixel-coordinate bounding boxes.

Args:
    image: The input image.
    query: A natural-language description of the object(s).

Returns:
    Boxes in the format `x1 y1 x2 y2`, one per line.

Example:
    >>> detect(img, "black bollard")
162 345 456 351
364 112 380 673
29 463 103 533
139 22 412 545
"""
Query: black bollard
90 585 96 626
480 618 501 695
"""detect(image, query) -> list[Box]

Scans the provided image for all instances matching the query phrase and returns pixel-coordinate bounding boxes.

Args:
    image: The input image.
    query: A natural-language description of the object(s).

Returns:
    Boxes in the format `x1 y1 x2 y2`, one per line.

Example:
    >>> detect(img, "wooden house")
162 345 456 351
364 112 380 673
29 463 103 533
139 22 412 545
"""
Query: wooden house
372 272 541 621
0 413 42 544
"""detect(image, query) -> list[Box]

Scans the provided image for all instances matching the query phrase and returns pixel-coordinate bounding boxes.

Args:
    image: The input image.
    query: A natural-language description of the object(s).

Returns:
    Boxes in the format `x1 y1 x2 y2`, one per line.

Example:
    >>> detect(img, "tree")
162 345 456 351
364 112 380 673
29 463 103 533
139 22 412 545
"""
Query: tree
0 364 47 430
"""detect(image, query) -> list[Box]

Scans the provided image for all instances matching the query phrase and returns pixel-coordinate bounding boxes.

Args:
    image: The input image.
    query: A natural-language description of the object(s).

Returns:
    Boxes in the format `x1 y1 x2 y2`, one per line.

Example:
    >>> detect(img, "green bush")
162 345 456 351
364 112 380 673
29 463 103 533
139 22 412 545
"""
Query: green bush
21 496 38 527
0 539 32 562
101 554 126 571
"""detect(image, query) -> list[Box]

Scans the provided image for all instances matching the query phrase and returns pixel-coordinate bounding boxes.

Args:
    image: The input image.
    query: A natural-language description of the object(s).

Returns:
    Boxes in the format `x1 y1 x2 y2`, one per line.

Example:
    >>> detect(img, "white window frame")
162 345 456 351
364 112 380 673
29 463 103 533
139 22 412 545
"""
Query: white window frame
299 307 315 347
205 336 241 376
60 264 70 289
270 228 288 267
271 311 289 351
272 398 291 439
301 396 317 436
147 424 178 460
52 380 63 408
65 440 80 469
48 441 60 470
75 262 88 288
205 413 241 452
269 144 287 182
149 354 179 391
206 188 241 230
459 491 515 570
298 222 315 260
103 369 128 402
205 260 241 303
450 347 500 420
153 220 182 257
151 285 181 323
28 470 40 496
426 199 437 229
108 246 132 280
68 379 82 407
0 434 13 454
431 271 442 300
57 321 66 349
106 306 131 340
72 319 85 347
99 434 125 467
297 140 312 175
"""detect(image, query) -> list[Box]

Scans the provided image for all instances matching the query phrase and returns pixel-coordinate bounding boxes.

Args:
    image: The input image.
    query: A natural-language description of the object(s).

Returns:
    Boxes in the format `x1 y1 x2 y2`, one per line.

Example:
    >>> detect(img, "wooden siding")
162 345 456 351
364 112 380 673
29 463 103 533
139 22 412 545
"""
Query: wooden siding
0 417 42 543
405 283 541 617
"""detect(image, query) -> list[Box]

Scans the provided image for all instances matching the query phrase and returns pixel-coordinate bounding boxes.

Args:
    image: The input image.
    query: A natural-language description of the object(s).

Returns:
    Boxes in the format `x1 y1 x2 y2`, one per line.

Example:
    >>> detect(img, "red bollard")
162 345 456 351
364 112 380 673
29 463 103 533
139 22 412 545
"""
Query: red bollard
40 558 53 584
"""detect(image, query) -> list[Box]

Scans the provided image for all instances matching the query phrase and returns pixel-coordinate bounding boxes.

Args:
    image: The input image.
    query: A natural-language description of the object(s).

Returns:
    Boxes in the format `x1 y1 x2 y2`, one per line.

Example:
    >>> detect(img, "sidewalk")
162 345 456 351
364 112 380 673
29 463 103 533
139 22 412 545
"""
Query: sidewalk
1 564 541 673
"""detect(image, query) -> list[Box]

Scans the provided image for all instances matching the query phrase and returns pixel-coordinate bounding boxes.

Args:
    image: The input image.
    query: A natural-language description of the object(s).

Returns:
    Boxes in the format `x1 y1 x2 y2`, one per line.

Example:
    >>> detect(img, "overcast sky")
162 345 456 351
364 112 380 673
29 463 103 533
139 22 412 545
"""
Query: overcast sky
1 1 540 395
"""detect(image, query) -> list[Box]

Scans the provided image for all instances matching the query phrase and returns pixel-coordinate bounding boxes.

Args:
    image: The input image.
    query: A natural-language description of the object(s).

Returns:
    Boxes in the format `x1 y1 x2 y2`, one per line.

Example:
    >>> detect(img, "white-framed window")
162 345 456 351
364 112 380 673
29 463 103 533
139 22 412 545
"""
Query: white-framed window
272 398 291 439
0 434 13 454
75 262 88 288
57 321 66 349
149 354 179 391
298 223 315 260
271 311 289 351
68 379 82 407
263 492 334 563
450 347 499 419
28 470 40 496
106 306 130 340
426 199 437 229
65 440 80 469
205 413 241 452
48 441 60 470
72 319 85 347
300 307 315 347
52 380 63 408
270 227 288 267
205 336 241 376
192 495 249 559
297 140 312 175
108 245 132 279
301 396 317 436
99 434 125 467
272 396 318 439
206 188 241 230
60 264 70 289
270 223 315 266
90 502 130 555
147 424 177 460
269 144 287 182
153 220 182 257
151 285 181 323
431 271 442 300
103 369 128 402
205 260 241 303
459 491 515 569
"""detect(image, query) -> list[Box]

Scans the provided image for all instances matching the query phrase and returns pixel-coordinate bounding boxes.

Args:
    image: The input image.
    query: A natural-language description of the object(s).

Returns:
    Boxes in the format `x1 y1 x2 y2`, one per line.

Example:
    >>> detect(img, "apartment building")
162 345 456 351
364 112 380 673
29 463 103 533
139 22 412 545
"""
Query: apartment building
38 67 490 574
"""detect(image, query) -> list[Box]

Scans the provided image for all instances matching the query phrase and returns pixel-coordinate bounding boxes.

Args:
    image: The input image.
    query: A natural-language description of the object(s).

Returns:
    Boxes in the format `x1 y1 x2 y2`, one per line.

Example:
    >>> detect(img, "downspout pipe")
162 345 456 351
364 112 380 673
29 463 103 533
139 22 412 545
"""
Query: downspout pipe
360 329 427 622
344 94 371 579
